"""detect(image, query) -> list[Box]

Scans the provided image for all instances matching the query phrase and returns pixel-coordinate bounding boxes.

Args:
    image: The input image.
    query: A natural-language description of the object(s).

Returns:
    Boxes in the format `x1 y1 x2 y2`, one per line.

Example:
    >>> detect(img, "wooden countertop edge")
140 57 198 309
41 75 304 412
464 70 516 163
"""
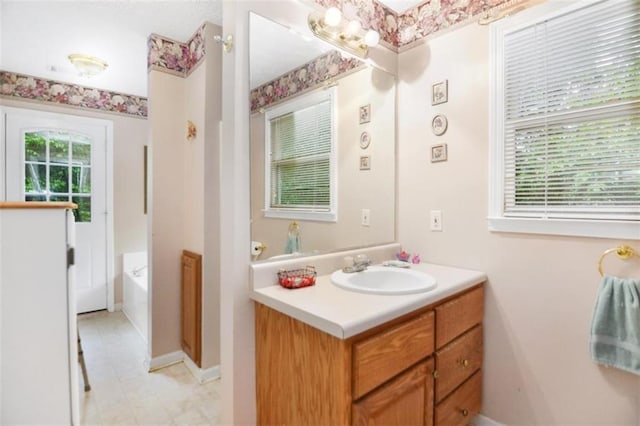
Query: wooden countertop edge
0 201 78 210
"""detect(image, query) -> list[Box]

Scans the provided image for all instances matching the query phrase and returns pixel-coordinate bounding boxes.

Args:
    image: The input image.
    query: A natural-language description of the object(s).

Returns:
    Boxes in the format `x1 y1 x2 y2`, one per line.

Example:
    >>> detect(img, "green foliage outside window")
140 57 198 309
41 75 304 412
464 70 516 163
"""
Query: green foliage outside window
23 131 93 222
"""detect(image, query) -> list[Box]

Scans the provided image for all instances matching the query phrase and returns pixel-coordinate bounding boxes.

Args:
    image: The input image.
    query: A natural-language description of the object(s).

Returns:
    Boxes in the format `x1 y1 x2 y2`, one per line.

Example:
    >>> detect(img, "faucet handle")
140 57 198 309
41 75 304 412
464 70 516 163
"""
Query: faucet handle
355 254 370 265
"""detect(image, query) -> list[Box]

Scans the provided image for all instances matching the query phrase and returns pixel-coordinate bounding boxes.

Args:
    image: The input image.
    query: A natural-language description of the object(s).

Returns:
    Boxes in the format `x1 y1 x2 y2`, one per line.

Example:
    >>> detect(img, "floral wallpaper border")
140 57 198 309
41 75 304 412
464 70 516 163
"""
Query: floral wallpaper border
0 71 148 118
250 50 363 113
313 0 522 49
148 24 207 77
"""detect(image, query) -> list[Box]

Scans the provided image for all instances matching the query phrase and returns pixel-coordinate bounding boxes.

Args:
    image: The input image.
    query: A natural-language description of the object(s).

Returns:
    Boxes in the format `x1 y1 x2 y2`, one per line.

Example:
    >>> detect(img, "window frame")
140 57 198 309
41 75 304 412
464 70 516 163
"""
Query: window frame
263 87 338 222
488 0 639 239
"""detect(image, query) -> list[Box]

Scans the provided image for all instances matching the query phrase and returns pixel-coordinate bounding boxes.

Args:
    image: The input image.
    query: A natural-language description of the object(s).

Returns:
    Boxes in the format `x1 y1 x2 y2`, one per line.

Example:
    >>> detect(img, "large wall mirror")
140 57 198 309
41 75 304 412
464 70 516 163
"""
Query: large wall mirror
249 10 396 261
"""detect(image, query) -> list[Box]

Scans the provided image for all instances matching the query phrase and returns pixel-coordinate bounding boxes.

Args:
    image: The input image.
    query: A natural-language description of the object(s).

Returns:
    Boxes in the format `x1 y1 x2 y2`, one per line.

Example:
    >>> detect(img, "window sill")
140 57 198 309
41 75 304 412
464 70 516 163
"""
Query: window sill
264 209 337 223
488 217 640 240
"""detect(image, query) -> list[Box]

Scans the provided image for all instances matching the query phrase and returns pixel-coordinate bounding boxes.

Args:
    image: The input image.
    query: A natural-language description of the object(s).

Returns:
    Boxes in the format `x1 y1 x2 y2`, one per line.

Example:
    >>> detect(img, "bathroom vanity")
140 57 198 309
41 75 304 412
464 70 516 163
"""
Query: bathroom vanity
252 259 485 425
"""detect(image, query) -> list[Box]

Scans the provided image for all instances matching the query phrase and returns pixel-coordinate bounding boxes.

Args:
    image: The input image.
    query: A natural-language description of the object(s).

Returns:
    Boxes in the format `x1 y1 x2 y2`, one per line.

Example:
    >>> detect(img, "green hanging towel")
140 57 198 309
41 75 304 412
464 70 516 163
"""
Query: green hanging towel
590 275 640 376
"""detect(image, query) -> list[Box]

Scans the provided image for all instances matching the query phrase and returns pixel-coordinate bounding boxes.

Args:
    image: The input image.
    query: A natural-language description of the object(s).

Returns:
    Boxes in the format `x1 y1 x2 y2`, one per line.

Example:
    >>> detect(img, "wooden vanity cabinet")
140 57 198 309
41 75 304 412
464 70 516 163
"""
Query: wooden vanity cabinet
255 284 484 425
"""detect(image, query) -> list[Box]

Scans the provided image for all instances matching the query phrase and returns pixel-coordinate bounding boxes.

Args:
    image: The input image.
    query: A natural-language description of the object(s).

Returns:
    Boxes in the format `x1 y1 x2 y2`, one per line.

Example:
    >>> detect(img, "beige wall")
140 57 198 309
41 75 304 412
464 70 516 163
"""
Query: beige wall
250 67 396 258
148 22 221 367
0 98 148 306
148 70 185 358
397 23 639 425
201 23 222 370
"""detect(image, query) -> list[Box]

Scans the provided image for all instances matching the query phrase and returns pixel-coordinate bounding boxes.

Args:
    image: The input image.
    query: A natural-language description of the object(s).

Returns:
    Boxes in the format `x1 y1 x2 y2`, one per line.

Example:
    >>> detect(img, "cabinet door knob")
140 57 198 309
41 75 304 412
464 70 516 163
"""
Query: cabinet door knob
459 359 470 367
461 408 469 417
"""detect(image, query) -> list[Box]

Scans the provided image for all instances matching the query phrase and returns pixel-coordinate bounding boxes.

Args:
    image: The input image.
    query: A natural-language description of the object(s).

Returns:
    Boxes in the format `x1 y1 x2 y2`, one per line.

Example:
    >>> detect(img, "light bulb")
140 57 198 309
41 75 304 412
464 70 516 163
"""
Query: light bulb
364 29 380 47
324 7 342 27
346 20 361 36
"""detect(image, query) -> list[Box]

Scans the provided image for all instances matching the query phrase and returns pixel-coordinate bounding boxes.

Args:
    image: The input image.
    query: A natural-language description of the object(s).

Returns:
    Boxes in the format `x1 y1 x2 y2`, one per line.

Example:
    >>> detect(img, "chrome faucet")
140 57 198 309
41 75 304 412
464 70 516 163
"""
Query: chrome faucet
342 254 371 273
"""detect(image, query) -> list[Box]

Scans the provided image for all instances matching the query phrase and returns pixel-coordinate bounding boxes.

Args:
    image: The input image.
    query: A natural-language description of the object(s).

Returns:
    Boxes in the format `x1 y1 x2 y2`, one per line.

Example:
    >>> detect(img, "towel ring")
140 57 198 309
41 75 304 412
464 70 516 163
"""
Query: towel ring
598 245 639 277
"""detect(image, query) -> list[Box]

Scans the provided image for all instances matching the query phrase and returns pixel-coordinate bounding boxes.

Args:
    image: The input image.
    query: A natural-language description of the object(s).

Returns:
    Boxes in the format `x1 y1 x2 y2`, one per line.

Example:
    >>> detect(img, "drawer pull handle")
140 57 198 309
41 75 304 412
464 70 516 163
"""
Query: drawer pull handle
458 359 470 368
461 408 469 417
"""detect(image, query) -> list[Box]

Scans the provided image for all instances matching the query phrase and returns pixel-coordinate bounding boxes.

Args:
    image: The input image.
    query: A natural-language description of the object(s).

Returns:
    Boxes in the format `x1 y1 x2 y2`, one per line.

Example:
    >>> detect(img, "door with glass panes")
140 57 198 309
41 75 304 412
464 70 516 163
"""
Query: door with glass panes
4 109 108 313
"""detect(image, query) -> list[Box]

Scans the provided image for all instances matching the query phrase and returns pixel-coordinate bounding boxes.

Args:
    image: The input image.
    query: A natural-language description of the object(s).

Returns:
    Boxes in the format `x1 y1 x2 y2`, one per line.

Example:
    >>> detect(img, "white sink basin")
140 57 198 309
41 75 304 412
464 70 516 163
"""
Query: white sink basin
330 265 437 295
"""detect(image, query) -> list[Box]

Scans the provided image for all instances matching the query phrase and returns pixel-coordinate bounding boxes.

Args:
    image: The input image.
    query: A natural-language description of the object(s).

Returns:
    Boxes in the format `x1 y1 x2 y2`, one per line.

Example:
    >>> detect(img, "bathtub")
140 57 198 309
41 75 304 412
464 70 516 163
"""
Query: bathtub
122 252 148 343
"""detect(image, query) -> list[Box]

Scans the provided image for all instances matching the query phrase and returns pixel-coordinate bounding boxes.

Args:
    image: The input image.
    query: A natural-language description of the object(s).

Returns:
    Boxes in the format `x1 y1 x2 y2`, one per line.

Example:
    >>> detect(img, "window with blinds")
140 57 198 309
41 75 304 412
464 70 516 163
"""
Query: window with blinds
264 88 337 221
490 0 640 238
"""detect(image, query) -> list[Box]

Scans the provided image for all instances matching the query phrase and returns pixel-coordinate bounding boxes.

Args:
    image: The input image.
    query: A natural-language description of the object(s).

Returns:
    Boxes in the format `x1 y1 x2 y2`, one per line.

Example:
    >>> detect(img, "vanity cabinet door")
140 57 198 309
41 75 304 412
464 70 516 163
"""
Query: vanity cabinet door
353 359 434 426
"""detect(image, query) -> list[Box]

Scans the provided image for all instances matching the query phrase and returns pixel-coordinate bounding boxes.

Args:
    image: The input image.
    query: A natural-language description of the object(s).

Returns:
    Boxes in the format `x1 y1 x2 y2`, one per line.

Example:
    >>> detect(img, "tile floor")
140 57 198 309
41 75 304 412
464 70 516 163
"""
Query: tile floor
78 310 220 425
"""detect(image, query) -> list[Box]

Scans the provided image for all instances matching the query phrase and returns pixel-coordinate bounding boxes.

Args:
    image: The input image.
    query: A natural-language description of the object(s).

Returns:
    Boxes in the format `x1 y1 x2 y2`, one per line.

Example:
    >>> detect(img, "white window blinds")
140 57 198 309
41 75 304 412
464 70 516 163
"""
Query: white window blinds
267 94 333 213
502 0 640 220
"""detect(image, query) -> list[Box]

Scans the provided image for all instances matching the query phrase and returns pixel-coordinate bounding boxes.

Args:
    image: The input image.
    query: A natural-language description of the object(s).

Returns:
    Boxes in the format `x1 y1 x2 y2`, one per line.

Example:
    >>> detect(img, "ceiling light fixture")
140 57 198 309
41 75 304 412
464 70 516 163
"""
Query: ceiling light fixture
68 54 108 77
308 7 380 59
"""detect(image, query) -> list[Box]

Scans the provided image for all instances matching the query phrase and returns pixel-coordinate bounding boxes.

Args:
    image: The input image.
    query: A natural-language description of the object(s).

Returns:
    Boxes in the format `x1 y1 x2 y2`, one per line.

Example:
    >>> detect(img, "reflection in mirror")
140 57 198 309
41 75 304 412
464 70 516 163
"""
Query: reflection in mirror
249 11 396 261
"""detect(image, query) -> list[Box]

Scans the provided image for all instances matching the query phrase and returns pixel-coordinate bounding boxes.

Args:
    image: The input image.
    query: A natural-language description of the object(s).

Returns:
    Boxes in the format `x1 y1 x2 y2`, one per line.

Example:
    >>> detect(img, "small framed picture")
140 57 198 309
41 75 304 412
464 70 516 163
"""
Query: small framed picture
360 131 371 149
360 155 371 170
432 80 448 105
359 104 371 124
431 114 448 136
431 144 448 163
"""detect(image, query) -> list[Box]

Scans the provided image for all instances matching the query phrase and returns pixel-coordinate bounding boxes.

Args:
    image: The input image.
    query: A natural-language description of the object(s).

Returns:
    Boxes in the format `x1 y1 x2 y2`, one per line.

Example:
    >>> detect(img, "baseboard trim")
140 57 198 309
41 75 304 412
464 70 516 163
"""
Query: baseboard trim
145 350 221 383
471 414 505 426
145 350 184 372
183 355 221 384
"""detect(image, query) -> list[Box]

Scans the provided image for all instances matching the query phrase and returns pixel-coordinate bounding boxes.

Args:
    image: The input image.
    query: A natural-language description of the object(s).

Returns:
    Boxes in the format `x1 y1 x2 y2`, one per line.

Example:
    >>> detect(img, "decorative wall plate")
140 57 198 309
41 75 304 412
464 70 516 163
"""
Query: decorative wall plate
431 114 448 136
360 131 371 149
359 104 371 124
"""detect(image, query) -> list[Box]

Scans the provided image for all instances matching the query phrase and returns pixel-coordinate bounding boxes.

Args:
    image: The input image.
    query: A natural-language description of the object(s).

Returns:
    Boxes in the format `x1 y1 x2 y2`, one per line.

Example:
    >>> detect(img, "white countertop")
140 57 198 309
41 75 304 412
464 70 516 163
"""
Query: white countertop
250 262 486 339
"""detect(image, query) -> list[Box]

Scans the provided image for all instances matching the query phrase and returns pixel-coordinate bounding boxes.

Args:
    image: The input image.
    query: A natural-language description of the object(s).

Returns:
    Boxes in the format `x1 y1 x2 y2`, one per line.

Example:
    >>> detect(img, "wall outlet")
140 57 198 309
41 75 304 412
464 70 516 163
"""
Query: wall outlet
430 210 442 231
361 209 371 226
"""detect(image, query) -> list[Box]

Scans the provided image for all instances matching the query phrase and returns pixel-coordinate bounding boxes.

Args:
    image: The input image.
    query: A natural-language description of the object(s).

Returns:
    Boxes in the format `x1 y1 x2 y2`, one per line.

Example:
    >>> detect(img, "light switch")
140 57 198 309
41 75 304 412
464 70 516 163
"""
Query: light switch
430 210 442 231
361 209 371 226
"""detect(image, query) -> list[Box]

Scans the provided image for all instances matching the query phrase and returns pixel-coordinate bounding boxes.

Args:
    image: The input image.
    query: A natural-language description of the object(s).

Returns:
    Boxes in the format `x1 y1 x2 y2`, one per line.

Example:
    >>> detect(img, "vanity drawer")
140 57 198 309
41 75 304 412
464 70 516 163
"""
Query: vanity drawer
353 311 434 399
435 325 482 402
435 286 483 349
435 370 482 426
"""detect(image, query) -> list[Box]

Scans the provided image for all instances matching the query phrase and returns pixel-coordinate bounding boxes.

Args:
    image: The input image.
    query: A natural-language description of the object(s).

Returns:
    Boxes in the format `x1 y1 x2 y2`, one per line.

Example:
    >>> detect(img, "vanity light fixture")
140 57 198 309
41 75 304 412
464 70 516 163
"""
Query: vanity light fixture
68 54 108 77
214 34 234 52
308 7 380 59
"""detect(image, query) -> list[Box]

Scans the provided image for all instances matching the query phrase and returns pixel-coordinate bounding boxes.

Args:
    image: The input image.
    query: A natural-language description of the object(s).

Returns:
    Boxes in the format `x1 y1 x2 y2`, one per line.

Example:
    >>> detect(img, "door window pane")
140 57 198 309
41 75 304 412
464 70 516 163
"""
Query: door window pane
24 163 46 193
50 139 69 164
72 141 91 165
50 195 70 202
72 196 92 222
49 165 69 193
72 166 91 193
24 132 47 162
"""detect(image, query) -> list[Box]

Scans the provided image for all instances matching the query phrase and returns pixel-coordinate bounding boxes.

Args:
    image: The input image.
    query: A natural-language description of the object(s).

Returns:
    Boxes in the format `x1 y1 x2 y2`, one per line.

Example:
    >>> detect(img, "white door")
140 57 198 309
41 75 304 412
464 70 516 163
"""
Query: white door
3 109 108 313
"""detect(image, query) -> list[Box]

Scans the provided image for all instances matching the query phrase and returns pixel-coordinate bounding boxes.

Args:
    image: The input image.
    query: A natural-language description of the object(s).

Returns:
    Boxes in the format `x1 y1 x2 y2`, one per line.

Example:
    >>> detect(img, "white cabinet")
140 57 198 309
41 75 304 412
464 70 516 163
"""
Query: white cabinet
0 202 79 425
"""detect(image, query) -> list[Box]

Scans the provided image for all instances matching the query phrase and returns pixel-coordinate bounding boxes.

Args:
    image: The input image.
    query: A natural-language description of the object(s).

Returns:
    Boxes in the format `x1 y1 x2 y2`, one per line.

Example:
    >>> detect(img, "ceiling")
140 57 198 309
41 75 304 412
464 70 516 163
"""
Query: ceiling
0 1 223 96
